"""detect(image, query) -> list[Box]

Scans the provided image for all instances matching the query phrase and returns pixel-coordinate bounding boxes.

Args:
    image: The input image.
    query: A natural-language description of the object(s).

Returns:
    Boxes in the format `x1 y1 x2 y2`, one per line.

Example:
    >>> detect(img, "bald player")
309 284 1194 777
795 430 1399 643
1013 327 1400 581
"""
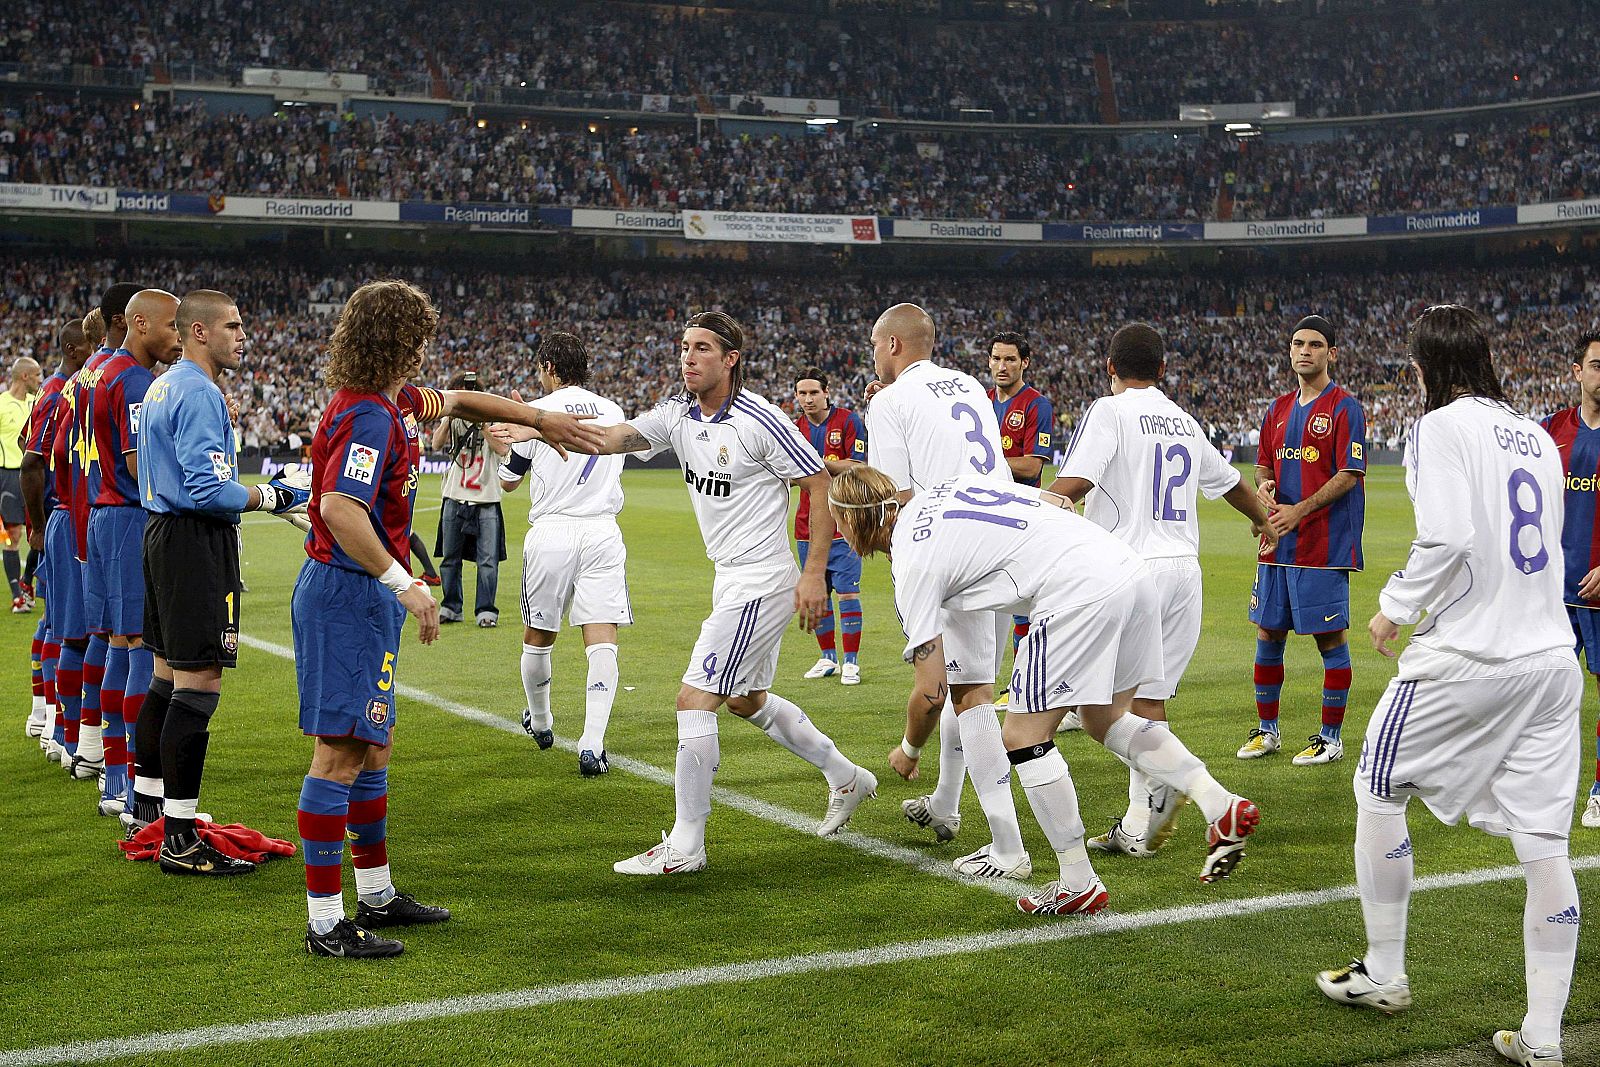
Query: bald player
2 356 41 611
867 302 1030 880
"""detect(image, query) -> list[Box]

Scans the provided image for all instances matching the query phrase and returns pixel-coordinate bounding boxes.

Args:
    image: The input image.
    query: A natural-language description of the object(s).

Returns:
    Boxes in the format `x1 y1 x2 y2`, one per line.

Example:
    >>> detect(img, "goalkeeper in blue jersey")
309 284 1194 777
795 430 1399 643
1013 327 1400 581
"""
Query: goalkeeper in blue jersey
134 288 307 876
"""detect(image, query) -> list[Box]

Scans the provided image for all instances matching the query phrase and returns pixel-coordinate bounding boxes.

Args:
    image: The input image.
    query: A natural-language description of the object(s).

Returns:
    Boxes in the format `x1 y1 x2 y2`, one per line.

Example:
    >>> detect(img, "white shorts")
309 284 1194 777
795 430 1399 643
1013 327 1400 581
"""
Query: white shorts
1136 556 1202 702
1010 573 1164 712
520 519 632 630
1355 649 1581 838
942 608 999 686
683 559 798 698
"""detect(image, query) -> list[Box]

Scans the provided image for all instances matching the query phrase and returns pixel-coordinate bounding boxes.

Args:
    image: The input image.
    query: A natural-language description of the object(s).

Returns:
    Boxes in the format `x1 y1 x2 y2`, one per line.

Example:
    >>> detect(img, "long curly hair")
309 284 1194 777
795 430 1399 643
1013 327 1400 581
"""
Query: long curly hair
325 280 440 394
827 465 901 558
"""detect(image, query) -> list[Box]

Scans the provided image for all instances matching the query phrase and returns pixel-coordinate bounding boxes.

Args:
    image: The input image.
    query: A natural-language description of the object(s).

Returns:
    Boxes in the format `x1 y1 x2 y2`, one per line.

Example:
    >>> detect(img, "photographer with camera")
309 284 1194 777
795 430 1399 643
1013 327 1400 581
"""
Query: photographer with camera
430 370 509 627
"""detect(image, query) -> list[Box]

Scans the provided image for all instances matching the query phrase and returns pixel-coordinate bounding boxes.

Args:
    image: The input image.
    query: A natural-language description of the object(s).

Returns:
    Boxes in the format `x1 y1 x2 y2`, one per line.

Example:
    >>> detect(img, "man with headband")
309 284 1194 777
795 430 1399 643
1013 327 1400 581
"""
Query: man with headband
1240 315 1368 767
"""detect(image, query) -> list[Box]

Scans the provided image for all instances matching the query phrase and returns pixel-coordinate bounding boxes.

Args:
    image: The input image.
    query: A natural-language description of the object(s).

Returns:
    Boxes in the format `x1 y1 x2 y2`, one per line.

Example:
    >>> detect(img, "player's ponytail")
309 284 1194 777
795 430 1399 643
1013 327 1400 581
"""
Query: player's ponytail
828 465 901 558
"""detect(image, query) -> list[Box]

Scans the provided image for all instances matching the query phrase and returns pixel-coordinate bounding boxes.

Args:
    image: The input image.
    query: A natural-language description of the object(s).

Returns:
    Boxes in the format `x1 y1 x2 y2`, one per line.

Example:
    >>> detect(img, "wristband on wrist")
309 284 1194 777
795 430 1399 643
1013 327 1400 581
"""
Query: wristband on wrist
900 738 923 760
378 559 418 595
252 485 276 512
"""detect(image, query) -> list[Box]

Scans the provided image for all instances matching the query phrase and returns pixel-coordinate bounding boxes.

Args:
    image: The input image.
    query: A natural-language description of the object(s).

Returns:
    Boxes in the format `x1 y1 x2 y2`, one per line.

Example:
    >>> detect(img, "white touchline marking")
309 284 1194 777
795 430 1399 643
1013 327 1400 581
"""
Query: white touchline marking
233 634 1023 899
8 855 1596 1066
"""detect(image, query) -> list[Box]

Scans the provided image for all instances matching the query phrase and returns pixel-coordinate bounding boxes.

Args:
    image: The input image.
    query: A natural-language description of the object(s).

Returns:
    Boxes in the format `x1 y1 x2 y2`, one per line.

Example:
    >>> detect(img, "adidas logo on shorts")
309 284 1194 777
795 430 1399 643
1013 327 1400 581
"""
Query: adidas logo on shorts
587 682 608 692
1051 681 1072 695
945 660 961 673
1546 905 1580 925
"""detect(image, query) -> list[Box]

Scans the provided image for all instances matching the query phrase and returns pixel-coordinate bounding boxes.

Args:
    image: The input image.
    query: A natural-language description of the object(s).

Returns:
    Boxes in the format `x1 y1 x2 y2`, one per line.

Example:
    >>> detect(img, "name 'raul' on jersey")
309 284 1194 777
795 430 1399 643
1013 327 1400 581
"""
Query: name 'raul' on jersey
1256 383 1367 570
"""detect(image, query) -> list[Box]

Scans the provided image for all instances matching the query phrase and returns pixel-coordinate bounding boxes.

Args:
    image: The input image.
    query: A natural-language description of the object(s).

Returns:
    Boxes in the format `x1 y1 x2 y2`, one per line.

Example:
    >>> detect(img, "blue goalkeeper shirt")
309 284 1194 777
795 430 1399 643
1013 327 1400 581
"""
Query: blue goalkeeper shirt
136 358 251 520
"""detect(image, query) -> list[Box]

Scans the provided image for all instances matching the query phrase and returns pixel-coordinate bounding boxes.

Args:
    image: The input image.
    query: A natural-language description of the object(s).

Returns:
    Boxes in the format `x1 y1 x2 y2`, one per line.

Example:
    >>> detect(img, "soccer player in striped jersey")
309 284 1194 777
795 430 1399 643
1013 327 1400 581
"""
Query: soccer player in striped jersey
1051 322 1275 857
499 331 631 777
987 332 1054 660
792 369 867 685
1316 306 1581 1067
499 312 875 875
21 320 88 742
293 280 603 957
866 303 1029 879
1242 315 1367 767
1539 330 1600 829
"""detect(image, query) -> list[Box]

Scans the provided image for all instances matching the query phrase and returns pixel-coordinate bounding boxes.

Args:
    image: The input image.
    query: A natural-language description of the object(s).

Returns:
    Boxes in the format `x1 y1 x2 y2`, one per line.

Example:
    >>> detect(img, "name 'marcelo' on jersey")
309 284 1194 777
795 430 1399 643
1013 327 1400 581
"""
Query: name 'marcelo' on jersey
1538 405 1600 608
629 389 822 568
305 384 443 572
988 384 1055 488
136 358 250 519
1382 398 1571 664
88 350 154 507
1061 386 1240 560
889 479 1144 661
502 385 628 522
867 360 1009 494
794 404 866 541
1255 381 1367 569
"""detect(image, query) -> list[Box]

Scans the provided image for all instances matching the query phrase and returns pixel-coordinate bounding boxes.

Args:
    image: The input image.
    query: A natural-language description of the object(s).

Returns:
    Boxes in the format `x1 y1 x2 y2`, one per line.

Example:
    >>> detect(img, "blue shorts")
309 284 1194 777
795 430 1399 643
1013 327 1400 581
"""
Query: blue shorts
292 559 406 746
1570 606 1600 673
797 538 863 596
85 506 148 636
1249 564 1351 635
43 510 86 641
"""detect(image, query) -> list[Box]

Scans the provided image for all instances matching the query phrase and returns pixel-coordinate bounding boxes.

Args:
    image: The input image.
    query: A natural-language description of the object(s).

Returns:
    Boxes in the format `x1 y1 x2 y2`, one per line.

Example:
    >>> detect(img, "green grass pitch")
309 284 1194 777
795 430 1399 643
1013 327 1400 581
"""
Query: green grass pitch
1 464 1595 1066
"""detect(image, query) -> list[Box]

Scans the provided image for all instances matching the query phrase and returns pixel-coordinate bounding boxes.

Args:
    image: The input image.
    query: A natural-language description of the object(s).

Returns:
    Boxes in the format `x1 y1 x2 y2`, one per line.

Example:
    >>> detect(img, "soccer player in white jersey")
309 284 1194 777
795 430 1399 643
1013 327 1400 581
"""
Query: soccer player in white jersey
499 332 630 778
500 312 875 874
865 302 1029 880
1050 322 1275 857
1315 306 1582 1067
830 465 1260 914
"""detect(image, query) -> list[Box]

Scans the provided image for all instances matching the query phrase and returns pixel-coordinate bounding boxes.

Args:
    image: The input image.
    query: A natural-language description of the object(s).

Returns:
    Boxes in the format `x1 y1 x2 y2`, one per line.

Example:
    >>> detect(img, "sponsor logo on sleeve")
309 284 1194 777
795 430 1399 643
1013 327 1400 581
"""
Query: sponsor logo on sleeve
344 443 379 484
1351 442 1364 460
1038 432 1051 448
208 450 232 482
128 402 142 433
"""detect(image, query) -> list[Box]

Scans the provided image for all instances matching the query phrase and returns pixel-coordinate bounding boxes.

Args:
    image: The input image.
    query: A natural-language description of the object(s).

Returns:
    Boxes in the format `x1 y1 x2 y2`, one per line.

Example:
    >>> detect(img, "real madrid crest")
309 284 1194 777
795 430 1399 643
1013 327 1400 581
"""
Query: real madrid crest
717 445 729 468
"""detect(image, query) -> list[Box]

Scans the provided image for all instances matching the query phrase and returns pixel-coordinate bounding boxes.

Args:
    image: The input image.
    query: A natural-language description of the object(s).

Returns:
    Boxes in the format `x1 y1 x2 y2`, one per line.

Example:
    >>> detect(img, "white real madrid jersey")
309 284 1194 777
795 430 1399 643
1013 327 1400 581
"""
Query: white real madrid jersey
1060 386 1240 560
503 386 628 522
889 479 1144 659
1381 397 1573 666
867 359 1010 493
630 389 823 567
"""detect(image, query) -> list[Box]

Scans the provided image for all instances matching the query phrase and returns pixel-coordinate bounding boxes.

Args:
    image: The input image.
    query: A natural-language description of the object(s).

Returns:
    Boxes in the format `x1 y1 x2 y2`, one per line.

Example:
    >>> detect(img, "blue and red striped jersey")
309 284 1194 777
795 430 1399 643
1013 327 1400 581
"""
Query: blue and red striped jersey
987 384 1055 488
1256 383 1367 570
89 352 154 507
67 346 116 558
1540 406 1600 607
793 405 866 541
22 371 67 513
305 384 444 573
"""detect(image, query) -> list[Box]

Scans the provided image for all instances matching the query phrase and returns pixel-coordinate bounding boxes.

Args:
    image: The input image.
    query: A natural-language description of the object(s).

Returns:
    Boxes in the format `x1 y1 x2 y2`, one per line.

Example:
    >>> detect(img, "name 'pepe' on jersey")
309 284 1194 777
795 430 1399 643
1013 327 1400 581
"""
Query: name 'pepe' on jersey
305 383 444 572
1256 382 1367 569
987 383 1054 488
867 360 1009 493
1538 405 1600 608
794 404 866 541
629 389 822 568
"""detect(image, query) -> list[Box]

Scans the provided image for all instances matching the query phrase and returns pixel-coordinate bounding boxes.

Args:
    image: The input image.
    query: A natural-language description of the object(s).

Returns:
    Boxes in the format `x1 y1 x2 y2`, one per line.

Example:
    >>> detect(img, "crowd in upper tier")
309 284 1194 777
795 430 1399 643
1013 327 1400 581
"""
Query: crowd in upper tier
2 253 1595 456
2 0 1597 122
5 95 1600 223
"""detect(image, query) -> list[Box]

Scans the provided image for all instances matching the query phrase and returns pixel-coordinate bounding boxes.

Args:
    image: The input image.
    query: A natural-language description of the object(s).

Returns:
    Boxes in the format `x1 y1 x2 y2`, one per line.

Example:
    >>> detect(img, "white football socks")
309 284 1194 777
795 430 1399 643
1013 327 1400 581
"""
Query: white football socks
1122 763 1151 837
1519 852 1578 1047
355 863 396 907
956 705 1025 863
1353 806 1412 983
668 710 718 855
747 693 855 789
1014 747 1096 891
75 721 104 764
929 699 965 817
578 643 618 753
520 644 553 731
1101 713 1229 822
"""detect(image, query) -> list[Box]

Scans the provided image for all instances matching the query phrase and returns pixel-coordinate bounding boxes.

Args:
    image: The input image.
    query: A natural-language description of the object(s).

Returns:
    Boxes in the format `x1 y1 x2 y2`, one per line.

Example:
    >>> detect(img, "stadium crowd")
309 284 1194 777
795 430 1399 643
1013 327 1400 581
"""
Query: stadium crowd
5 95 1600 222
3 0 1598 122
1 253 1594 455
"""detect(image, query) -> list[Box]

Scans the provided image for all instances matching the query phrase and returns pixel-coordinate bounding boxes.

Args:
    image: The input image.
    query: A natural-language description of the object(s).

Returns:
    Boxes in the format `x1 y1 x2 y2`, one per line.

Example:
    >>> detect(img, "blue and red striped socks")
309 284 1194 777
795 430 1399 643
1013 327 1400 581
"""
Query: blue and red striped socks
1320 642 1353 742
349 768 394 907
298 775 352 934
814 595 837 662
839 595 862 665
56 641 84 754
1253 637 1285 733
100 644 130 799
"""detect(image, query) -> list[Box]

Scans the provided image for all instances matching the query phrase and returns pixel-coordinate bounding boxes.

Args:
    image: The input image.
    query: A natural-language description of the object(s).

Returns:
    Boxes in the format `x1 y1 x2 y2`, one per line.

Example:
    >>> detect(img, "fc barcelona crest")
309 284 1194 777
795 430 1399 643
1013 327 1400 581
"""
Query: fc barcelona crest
827 429 843 447
366 699 391 727
1007 410 1025 430
1308 413 1332 437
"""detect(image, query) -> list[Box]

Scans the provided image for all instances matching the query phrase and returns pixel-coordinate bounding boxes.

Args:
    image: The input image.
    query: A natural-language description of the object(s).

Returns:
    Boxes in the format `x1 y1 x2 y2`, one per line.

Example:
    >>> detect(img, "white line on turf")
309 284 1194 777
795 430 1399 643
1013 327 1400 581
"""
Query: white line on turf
234 634 1022 898
8 855 1596 1066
